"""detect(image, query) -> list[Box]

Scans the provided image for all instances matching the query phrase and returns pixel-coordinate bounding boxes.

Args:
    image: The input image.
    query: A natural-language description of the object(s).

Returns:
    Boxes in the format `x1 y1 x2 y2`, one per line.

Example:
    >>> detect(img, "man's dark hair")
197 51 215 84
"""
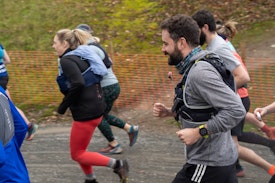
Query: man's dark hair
192 10 216 32
160 14 200 48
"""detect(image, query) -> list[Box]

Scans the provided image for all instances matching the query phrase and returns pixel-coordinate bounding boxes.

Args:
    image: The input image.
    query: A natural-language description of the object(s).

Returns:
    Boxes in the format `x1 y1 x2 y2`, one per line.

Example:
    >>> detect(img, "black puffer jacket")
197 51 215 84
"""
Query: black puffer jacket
57 54 105 121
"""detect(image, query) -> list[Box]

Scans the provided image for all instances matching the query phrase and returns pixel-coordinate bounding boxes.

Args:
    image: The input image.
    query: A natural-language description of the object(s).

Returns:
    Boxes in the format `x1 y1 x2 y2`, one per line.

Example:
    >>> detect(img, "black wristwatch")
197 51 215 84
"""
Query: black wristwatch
199 125 209 138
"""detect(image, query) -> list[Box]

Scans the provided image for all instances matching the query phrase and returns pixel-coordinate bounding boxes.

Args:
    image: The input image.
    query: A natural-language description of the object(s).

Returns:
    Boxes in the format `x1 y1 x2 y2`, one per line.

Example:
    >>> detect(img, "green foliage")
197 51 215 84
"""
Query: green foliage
0 0 161 53
233 21 275 48
0 0 274 53
101 0 161 53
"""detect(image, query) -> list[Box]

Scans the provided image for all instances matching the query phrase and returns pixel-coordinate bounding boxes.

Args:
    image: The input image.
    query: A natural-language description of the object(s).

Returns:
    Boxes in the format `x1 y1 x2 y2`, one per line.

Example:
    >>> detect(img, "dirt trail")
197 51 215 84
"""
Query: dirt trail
22 109 274 183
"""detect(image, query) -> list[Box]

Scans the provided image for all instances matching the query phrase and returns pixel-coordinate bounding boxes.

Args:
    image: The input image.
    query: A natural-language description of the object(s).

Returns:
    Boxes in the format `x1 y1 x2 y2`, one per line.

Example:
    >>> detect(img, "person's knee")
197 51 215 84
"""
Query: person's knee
70 150 83 162
238 145 256 159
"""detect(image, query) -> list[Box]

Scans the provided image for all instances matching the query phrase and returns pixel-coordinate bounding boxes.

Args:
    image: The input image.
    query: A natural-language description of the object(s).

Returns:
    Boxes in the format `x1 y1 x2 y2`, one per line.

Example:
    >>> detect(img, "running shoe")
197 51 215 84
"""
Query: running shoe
26 123 39 141
236 169 245 177
235 164 245 177
128 125 139 147
99 144 123 155
113 159 129 183
84 179 98 183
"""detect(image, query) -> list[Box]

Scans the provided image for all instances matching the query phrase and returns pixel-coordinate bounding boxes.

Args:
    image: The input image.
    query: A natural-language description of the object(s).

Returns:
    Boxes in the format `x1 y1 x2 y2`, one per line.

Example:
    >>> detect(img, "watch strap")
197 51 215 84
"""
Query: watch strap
199 124 209 138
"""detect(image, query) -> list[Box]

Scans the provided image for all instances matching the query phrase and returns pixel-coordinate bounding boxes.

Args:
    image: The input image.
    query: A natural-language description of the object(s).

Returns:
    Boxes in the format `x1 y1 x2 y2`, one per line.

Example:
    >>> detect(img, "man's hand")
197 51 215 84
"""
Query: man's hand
153 103 172 117
176 128 201 145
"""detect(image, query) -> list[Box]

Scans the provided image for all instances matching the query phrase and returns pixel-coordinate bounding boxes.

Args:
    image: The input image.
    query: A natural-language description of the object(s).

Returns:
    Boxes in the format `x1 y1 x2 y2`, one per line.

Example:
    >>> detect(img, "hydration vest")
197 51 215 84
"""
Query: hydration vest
56 55 102 94
172 53 235 122
88 42 113 68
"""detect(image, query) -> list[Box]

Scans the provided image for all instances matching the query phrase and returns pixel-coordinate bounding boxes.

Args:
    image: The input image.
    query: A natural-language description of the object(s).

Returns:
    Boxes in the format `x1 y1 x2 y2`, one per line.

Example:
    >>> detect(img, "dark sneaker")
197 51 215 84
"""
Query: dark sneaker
236 169 245 177
84 179 98 183
128 125 139 147
235 160 245 177
113 159 129 183
26 123 39 141
99 144 123 155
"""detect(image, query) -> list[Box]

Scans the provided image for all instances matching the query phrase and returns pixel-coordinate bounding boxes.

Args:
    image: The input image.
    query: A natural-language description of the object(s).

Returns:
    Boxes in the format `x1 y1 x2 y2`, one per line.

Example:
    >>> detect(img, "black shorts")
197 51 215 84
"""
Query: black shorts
231 96 250 136
172 163 238 183
0 76 9 90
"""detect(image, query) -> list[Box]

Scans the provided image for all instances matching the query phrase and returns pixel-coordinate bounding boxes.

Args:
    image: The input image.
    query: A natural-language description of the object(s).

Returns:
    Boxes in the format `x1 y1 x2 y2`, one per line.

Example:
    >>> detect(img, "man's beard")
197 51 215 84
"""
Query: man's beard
166 46 183 66
199 31 206 46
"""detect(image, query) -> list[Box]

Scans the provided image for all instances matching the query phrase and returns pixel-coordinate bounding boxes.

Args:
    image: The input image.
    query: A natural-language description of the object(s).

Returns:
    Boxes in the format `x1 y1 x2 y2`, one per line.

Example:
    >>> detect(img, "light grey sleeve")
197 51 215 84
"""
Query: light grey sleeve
187 62 246 134
215 46 240 72
207 35 240 72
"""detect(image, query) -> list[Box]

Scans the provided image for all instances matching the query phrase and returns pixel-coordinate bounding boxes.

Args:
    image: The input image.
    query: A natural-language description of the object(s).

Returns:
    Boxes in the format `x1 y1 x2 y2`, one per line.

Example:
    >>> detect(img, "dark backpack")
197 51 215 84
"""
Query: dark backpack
88 42 113 68
201 53 235 91
172 53 235 121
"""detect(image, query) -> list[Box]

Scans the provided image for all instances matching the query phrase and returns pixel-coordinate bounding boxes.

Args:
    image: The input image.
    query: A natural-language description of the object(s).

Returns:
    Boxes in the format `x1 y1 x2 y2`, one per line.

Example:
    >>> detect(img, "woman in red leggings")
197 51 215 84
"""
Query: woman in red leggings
52 28 129 183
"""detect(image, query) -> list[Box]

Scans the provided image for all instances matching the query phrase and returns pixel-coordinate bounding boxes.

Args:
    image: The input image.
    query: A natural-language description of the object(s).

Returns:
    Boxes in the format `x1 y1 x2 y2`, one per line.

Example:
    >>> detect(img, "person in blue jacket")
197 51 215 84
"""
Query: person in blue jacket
0 86 30 182
0 43 38 141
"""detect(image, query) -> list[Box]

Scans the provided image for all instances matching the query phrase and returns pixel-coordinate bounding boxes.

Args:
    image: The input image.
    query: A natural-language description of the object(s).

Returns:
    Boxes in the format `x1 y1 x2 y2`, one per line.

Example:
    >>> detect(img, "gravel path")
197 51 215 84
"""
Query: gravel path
22 123 274 183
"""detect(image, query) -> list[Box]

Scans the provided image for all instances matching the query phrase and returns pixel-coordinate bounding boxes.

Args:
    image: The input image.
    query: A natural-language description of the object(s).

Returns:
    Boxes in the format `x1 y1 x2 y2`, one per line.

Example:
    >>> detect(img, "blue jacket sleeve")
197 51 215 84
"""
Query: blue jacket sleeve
0 141 6 167
0 86 28 147
9 102 28 147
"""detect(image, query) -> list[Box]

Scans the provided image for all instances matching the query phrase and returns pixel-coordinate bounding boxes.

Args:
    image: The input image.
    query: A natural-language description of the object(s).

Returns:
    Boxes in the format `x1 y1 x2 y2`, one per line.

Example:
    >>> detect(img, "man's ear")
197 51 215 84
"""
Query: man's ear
201 24 209 32
178 37 187 49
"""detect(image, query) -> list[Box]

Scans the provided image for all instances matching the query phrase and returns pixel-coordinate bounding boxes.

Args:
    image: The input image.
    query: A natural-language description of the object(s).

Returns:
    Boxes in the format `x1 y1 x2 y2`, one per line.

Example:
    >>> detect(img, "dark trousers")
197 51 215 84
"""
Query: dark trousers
97 83 126 142
231 96 250 136
172 163 238 183
0 76 9 90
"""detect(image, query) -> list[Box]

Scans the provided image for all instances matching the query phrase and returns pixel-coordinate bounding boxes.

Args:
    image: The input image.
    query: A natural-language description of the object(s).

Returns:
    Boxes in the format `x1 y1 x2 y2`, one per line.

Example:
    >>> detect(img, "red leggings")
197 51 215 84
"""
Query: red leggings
70 116 111 174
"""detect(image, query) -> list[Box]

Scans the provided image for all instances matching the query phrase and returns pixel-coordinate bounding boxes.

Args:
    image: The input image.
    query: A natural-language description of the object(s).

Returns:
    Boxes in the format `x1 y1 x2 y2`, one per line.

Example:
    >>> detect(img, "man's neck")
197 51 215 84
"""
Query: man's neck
206 32 217 46
182 48 193 60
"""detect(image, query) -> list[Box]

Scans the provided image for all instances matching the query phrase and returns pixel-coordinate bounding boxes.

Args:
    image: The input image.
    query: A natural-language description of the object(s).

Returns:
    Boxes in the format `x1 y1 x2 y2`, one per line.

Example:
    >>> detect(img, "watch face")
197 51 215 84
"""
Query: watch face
199 128 208 136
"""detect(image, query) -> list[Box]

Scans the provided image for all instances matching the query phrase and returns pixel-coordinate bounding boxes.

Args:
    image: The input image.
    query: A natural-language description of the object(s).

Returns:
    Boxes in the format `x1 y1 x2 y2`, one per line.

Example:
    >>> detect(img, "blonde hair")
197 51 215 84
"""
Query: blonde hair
216 20 238 39
55 29 92 50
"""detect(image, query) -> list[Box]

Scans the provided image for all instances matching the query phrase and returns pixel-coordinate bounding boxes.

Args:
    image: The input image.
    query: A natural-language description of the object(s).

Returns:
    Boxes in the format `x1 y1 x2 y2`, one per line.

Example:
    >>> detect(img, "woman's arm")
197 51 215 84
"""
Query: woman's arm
3 49 11 64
